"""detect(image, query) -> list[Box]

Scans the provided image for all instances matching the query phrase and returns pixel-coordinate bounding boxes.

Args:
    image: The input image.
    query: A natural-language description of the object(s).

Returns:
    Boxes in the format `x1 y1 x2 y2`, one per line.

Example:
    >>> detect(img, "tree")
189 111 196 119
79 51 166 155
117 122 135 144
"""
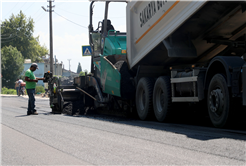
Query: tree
1 11 48 62
1 46 24 88
77 62 82 74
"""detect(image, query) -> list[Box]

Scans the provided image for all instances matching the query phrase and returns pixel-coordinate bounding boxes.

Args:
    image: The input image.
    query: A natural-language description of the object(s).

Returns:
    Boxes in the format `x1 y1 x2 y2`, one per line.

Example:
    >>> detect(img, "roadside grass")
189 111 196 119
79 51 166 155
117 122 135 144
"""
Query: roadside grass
1 87 17 95
2 85 45 95
35 85 45 94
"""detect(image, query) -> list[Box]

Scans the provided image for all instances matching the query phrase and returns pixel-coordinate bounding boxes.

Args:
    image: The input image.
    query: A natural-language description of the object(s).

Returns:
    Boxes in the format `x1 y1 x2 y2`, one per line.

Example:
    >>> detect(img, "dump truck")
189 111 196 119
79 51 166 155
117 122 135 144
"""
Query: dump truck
44 0 246 128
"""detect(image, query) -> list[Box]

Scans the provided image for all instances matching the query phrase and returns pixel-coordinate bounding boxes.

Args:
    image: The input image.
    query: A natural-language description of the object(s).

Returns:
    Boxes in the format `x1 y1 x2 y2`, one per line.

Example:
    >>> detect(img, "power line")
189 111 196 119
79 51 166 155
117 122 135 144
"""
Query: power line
54 11 87 29
3 2 19 18
34 12 46 24
1 23 39 43
54 2 64 7
1 32 16 37
1 30 22 38
32 2 47 18
1 34 18 40
1 32 27 43
23 2 35 12
32 3 50 24
2 0 88 3
56 6 125 18
1 35 21 43
56 6 87 17
19 2 27 12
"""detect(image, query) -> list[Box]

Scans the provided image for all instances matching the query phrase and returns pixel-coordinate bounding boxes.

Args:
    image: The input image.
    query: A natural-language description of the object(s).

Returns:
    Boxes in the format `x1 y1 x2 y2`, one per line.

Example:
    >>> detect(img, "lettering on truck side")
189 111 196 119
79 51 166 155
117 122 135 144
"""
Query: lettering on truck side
140 0 168 28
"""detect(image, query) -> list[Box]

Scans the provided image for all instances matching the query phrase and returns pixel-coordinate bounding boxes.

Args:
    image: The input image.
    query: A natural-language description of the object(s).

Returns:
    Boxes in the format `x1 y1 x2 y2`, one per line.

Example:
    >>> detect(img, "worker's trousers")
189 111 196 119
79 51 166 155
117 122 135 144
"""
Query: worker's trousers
27 89 36 113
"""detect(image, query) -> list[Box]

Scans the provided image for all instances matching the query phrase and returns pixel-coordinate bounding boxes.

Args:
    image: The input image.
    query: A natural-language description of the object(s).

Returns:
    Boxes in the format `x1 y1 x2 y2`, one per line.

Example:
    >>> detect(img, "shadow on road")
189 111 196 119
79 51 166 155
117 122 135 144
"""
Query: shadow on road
61 108 246 141
8 95 245 142
15 115 29 117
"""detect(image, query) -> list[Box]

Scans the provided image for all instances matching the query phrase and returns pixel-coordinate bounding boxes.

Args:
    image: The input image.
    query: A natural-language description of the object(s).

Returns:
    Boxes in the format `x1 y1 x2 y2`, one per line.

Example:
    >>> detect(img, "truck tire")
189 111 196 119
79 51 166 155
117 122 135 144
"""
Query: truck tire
207 74 230 128
153 76 172 122
136 77 154 120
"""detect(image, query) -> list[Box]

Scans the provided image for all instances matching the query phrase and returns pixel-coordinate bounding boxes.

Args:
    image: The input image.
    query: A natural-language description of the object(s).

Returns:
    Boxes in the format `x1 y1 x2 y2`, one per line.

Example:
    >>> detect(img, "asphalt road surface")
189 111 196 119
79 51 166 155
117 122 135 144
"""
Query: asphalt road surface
1 95 246 165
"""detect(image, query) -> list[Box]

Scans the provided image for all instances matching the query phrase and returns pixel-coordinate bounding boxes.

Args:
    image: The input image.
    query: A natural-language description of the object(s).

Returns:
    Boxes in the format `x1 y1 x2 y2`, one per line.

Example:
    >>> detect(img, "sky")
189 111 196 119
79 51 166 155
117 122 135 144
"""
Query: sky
0 0 127 73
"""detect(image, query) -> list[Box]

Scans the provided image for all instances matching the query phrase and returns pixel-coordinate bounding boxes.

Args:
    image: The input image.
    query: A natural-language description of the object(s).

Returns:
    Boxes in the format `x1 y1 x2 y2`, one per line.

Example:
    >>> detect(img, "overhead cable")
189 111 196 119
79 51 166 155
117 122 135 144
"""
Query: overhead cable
56 6 125 18
1 37 19 43
54 11 87 29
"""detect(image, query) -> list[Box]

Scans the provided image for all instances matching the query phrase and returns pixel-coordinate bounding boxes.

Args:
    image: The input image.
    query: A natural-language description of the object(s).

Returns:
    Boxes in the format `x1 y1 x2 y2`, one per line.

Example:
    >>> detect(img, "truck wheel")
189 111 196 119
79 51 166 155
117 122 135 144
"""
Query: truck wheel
136 77 154 120
207 74 230 128
153 76 172 122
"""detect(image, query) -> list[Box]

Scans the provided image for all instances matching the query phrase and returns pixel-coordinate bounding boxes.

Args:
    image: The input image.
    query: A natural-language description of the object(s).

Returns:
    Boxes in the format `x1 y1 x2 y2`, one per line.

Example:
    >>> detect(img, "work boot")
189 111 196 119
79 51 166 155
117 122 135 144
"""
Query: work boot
32 111 38 115
27 111 32 115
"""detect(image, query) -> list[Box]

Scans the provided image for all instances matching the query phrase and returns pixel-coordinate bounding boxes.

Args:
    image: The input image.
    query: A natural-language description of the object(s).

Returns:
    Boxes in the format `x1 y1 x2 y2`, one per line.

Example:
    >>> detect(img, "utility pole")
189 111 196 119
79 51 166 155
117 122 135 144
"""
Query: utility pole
42 1 55 110
55 55 56 75
68 59 71 71
42 0 54 74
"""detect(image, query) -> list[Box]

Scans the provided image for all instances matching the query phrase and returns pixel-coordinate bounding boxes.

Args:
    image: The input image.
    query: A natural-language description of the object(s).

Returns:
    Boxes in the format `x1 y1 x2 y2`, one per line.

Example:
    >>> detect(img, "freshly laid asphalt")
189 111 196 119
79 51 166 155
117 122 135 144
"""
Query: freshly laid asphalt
1 95 246 165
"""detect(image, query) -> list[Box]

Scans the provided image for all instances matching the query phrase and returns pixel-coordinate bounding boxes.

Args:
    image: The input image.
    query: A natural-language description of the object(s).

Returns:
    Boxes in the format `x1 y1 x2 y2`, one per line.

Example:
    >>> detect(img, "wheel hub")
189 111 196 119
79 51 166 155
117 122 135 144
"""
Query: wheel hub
156 89 164 113
209 89 224 116
139 89 146 110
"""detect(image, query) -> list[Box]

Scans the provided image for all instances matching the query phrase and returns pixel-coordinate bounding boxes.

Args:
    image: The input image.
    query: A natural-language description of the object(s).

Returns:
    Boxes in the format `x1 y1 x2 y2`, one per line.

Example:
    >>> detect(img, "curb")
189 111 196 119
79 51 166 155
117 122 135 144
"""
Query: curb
0 94 49 99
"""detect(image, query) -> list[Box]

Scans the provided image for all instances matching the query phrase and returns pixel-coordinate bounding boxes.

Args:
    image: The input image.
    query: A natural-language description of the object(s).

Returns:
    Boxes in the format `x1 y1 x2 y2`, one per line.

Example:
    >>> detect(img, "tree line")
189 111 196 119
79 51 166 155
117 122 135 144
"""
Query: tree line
1 11 48 88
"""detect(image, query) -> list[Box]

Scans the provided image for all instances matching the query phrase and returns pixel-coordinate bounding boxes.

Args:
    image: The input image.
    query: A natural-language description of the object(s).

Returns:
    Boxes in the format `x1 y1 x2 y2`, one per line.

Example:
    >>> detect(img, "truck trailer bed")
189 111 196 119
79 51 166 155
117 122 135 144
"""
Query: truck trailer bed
127 1 246 70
